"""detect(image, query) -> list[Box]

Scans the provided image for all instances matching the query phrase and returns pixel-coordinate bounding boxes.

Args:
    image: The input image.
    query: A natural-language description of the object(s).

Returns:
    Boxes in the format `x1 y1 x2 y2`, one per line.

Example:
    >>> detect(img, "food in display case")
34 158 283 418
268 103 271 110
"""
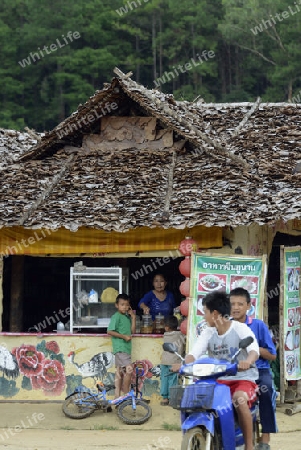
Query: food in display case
78 316 98 325
101 287 119 303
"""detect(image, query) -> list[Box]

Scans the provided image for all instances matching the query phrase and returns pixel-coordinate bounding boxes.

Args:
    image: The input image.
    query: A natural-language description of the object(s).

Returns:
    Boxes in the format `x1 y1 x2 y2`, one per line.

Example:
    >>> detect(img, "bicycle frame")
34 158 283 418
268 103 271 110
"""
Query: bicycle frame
72 366 145 410
110 390 137 409
63 365 152 425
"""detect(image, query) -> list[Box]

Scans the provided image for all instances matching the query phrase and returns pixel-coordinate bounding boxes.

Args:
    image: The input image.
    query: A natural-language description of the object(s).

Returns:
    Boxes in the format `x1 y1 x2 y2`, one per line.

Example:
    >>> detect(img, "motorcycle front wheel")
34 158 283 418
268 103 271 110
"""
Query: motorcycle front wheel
181 427 209 450
117 399 152 425
62 392 96 419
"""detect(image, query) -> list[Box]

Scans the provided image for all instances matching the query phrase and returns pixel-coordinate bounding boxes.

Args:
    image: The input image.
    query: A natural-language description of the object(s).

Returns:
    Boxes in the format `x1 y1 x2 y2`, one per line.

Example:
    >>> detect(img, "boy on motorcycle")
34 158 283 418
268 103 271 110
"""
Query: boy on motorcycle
230 287 277 450
185 291 259 450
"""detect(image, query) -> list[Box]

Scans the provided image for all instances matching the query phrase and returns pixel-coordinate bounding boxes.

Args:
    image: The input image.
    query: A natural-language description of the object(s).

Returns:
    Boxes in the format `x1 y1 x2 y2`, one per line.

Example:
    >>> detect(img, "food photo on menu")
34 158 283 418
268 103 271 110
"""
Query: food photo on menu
288 308 295 327
197 294 205 316
196 319 208 337
247 298 256 318
198 273 227 292
295 307 301 326
286 354 295 376
287 267 300 291
285 329 295 351
294 328 300 349
230 275 258 294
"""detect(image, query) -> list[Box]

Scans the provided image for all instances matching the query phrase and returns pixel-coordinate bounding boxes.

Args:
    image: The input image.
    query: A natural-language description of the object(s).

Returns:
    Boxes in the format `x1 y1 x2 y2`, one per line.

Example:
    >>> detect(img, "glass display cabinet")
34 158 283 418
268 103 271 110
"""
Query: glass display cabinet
70 265 123 333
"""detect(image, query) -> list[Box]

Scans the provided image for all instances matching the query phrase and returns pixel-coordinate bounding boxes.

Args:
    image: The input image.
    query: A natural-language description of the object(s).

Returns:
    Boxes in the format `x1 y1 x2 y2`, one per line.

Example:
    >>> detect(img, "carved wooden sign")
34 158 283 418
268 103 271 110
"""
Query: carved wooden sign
82 116 173 152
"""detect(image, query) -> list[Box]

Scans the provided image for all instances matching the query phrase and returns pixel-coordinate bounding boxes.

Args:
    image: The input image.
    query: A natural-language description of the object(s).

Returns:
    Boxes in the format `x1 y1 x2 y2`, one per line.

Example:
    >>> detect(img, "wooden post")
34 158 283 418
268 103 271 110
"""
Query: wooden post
9 256 24 331
279 246 285 404
0 257 3 332
262 254 268 323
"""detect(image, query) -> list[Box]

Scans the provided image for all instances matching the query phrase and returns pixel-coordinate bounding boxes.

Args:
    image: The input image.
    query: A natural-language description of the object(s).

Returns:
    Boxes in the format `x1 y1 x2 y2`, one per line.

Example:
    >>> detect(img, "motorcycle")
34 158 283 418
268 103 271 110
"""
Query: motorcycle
164 336 260 450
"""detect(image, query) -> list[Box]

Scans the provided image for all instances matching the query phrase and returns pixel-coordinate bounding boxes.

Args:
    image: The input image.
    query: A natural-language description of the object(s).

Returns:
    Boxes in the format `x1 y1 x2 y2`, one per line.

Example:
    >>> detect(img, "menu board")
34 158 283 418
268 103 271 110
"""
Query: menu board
188 253 267 352
282 247 301 380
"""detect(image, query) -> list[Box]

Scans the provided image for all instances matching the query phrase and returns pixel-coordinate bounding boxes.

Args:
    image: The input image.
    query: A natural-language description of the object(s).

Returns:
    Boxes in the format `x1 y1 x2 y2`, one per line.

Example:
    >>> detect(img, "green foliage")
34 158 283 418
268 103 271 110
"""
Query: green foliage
220 0 301 101
66 374 83 396
162 422 181 431
0 377 19 397
91 424 118 430
36 340 65 364
21 375 32 390
0 0 301 131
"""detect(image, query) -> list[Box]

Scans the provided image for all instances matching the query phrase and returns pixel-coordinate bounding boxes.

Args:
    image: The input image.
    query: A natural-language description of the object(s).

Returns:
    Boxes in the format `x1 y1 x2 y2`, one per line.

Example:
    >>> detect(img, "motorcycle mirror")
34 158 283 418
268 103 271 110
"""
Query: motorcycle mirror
239 336 254 349
163 343 177 353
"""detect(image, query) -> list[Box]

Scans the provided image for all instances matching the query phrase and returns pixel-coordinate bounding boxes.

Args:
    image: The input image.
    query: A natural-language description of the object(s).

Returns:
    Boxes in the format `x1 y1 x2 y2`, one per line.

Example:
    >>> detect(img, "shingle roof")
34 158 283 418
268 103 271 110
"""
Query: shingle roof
1 70 301 231
0 128 41 170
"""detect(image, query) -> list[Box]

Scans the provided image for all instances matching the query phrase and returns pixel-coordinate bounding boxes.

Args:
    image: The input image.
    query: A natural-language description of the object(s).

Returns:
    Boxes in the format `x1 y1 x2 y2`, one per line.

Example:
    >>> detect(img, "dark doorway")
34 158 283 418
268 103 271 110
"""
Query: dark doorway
267 232 301 327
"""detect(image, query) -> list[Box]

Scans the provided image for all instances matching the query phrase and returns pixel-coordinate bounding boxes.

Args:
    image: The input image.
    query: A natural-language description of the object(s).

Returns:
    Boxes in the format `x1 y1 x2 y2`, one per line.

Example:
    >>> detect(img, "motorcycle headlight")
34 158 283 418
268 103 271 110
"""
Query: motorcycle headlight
181 363 228 377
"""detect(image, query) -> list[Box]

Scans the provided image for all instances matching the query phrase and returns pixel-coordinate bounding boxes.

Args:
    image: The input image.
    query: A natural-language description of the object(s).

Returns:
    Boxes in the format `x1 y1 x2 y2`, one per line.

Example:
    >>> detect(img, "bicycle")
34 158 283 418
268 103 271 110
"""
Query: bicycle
62 367 152 425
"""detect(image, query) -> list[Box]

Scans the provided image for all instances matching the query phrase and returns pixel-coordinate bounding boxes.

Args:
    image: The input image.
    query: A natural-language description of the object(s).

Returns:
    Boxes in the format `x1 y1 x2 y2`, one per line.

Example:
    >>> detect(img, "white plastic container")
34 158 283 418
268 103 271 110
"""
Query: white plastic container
56 321 65 331
88 289 98 303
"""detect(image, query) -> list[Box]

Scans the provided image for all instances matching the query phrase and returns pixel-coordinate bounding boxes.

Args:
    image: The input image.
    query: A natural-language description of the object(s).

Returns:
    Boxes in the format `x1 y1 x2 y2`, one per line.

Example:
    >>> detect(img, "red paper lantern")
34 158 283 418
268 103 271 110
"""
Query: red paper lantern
180 278 190 297
179 256 191 278
180 298 189 316
180 318 188 335
179 236 198 256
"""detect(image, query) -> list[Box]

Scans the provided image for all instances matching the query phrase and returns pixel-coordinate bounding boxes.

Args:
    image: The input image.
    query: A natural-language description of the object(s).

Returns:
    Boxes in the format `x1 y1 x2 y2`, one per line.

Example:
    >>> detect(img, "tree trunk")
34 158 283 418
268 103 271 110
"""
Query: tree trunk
152 14 157 80
159 15 162 78
288 79 293 102
136 35 140 82
235 45 239 89
220 44 227 96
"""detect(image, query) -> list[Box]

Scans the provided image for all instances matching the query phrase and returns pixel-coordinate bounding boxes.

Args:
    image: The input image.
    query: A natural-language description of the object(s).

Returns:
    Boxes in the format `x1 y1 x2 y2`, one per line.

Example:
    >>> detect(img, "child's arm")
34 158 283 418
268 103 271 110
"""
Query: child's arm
259 347 277 361
258 322 277 361
185 327 213 363
185 354 195 364
238 350 258 370
107 330 131 342
237 327 259 370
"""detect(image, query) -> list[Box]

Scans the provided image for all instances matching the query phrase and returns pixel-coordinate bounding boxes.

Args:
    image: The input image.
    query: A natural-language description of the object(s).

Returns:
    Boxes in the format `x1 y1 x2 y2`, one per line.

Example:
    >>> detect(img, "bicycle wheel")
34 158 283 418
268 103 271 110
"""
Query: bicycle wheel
62 392 96 419
117 399 152 425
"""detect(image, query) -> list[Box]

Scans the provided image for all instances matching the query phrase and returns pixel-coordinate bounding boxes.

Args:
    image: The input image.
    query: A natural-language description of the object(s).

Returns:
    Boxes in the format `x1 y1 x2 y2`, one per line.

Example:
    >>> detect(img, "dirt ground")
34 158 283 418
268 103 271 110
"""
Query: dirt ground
0 401 300 450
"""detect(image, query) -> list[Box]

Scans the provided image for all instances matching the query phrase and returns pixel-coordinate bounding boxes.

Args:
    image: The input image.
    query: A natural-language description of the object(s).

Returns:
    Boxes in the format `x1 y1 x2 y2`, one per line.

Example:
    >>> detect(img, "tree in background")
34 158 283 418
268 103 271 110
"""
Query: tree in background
1 0 301 131
219 0 301 101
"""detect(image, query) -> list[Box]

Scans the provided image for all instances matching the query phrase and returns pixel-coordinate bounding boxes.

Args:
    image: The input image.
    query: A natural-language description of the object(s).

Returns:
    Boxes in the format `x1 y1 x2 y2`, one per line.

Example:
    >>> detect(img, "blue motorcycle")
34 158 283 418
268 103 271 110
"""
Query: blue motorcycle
164 337 260 450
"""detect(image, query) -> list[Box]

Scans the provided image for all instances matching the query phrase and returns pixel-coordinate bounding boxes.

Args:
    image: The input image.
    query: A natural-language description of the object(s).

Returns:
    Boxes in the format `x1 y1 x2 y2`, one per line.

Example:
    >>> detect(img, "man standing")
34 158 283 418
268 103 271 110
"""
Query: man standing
230 287 277 450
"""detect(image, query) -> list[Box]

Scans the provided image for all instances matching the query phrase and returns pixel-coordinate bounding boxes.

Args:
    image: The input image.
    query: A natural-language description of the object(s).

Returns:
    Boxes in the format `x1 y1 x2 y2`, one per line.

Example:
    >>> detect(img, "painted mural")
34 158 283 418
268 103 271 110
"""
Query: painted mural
0 335 163 400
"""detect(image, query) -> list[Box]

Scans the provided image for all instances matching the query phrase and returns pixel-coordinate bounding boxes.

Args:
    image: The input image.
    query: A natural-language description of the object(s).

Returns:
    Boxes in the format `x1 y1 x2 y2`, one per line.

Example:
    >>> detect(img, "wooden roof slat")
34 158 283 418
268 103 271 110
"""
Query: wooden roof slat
17 153 77 226
231 97 262 138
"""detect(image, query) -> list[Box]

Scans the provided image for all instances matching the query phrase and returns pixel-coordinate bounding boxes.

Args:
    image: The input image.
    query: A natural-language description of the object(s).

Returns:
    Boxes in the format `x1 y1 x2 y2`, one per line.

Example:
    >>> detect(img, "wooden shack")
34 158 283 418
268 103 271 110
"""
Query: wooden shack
0 68 300 400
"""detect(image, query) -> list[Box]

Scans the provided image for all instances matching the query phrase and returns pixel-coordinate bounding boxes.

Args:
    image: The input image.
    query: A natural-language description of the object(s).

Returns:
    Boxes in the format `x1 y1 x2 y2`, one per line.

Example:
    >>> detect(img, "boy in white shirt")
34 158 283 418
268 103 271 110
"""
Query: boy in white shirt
186 292 259 450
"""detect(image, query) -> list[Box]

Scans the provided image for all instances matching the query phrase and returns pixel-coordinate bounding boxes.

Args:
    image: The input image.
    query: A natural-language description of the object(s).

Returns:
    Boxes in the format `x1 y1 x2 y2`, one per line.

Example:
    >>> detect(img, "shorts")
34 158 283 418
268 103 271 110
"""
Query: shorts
115 352 132 368
218 380 258 408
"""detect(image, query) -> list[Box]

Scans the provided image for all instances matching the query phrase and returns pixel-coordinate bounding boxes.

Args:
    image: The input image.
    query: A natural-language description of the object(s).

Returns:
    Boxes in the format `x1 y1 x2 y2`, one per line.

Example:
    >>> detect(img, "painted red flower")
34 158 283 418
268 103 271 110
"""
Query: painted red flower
12 344 44 376
45 341 60 354
132 359 153 391
31 359 66 396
